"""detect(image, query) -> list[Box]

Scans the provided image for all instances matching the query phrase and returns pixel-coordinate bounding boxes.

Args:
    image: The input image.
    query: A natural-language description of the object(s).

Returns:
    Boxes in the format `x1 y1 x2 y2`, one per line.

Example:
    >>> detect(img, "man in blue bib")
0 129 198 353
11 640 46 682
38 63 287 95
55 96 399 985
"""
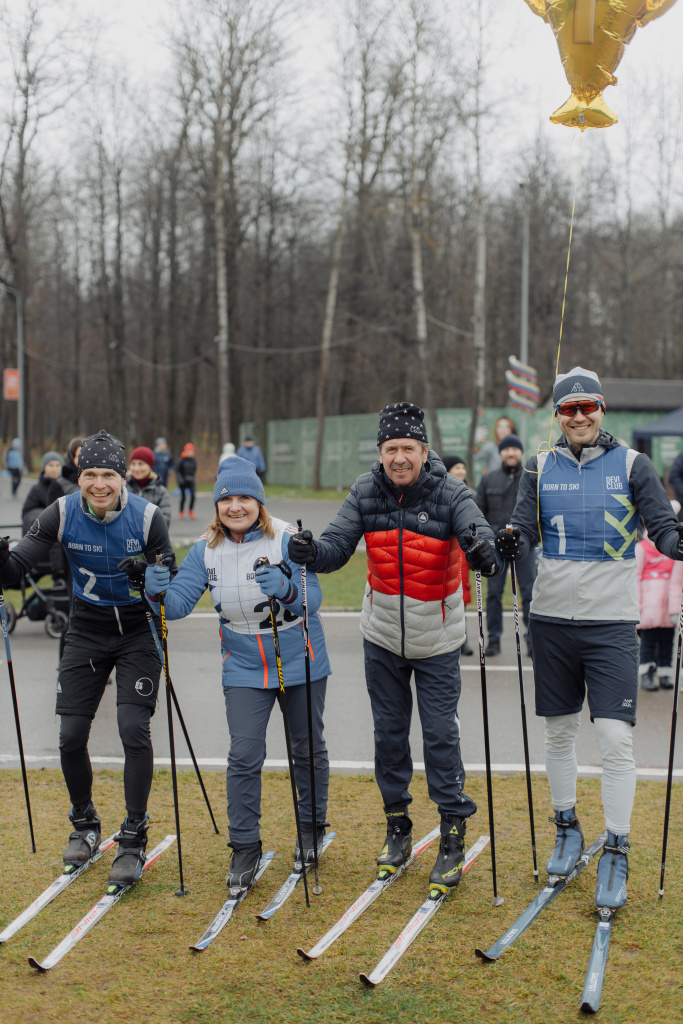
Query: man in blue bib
0 429 176 886
495 368 683 909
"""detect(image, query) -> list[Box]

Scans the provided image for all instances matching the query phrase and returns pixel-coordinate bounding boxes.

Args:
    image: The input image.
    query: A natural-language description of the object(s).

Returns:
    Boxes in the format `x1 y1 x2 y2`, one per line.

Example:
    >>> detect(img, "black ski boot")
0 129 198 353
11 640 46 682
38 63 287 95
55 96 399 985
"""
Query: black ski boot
226 841 262 890
429 816 466 893
294 823 327 869
63 803 102 865
546 807 584 876
376 813 413 876
108 815 149 886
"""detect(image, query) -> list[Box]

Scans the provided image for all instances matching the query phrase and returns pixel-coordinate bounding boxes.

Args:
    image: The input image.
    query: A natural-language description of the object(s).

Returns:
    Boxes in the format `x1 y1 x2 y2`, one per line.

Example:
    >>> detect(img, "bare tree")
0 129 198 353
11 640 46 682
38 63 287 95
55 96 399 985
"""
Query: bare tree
174 0 290 443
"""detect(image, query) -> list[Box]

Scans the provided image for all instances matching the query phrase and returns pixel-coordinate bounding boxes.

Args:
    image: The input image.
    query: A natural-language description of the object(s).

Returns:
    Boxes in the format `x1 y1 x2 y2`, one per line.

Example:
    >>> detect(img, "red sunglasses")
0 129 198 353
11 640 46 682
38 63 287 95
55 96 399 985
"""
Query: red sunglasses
556 400 602 417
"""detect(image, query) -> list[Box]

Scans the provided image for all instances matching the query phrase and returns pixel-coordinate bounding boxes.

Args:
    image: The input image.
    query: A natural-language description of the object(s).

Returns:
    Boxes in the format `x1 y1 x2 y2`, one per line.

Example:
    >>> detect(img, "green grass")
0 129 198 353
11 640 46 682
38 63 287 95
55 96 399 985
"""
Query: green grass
0 771 681 1024
192 484 350 499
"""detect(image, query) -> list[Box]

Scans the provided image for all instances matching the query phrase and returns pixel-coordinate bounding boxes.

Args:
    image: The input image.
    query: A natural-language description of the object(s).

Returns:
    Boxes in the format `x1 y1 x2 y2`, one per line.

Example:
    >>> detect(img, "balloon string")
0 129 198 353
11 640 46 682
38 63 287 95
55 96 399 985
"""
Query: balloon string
550 130 584 447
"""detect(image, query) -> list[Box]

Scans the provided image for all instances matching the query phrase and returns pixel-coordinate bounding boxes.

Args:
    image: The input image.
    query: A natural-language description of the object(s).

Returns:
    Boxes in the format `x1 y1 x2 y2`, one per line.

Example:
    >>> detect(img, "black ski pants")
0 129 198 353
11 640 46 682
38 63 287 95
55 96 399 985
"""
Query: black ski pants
57 625 160 820
363 639 477 820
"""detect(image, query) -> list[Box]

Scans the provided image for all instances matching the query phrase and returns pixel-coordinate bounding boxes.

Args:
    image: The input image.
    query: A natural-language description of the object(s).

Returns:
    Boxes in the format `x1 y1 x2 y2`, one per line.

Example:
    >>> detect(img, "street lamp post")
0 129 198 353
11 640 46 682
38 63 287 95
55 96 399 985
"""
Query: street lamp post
519 185 530 450
3 285 25 467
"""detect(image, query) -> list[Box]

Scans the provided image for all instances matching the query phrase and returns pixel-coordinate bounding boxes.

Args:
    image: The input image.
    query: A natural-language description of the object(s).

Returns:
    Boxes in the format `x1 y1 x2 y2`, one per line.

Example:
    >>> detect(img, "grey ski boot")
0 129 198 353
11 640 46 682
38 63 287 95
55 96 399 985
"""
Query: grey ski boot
546 807 584 876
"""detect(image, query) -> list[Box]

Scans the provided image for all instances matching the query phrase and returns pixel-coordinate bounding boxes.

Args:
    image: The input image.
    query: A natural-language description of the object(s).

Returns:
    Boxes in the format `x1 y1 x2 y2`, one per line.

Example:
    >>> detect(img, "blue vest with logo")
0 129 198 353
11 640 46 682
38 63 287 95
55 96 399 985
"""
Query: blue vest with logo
59 491 149 605
538 446 637 562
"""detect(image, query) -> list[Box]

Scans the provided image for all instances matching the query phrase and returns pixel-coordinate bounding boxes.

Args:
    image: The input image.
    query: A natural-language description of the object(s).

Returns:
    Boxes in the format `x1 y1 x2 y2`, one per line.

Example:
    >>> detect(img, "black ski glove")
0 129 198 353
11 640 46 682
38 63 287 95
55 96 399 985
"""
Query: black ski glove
117 556 148 592
676 523 683 559
0 536 9 568
461 529 498 576
495 525 523 562
288 529 317 566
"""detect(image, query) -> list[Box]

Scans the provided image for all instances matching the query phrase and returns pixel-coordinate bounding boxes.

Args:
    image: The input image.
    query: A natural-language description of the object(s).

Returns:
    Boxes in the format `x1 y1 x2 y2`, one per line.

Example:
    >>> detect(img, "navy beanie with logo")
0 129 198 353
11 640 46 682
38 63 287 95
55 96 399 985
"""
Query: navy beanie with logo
78 429 127 478
214 456 265 505
377 402 428 446
553 367 605 410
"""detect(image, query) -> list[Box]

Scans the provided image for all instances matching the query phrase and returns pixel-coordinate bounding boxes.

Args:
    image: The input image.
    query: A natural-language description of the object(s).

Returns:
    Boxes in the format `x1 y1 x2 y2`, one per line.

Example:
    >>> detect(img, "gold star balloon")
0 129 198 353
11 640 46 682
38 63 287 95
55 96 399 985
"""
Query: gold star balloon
522 0 679 128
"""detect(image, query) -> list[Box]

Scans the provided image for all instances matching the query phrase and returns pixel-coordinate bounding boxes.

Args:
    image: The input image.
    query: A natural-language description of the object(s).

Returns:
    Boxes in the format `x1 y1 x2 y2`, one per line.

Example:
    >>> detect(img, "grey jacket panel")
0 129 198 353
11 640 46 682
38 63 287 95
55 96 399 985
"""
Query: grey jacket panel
511 430 681 621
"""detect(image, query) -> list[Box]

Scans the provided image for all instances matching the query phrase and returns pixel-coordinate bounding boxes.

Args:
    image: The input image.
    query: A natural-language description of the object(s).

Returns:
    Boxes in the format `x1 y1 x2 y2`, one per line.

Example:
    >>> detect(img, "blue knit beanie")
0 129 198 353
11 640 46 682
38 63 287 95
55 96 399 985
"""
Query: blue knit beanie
213 456 265 504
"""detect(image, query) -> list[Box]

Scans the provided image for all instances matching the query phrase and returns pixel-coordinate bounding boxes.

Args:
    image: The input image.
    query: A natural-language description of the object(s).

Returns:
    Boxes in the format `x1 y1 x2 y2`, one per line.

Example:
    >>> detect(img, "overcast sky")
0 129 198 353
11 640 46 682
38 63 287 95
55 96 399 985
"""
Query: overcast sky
81 0 681 205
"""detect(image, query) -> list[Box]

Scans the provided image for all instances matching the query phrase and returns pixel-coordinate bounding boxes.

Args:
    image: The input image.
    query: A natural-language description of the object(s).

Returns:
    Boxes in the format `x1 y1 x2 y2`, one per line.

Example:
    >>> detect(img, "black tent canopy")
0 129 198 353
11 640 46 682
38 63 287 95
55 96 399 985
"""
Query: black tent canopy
632 406 683 439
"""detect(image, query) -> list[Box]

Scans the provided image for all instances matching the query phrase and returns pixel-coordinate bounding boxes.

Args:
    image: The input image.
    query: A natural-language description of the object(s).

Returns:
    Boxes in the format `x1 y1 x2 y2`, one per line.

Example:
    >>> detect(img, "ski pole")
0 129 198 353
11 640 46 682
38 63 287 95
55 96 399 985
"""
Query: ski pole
254 555 310 908
0 578 36 853
117 555 220 835
157 554 189 897
297 520 321 896
506 524 538 881
658 576 683 899
470 524 503 907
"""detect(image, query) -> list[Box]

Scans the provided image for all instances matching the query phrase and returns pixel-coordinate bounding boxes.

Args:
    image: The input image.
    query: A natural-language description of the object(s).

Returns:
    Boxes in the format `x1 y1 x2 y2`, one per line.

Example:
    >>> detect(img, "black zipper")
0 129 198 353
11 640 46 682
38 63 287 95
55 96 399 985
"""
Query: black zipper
398 508 405 657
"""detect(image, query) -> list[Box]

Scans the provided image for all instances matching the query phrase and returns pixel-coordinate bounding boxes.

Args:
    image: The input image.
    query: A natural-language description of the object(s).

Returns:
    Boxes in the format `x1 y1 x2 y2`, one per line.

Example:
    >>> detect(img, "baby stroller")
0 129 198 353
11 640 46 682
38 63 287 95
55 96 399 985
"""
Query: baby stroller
3 543 70 639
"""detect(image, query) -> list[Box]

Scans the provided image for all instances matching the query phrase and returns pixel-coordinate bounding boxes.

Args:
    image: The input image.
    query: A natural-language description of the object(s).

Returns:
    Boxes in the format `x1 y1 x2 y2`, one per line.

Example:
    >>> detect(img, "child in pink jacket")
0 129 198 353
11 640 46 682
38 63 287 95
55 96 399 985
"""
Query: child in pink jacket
637 501 683 691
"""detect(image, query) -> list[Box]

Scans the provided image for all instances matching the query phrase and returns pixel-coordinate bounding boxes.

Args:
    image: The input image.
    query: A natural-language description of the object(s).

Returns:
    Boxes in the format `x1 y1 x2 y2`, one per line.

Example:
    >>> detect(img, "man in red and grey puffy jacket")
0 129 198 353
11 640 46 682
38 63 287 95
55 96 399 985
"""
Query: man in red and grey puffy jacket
289 402 503 892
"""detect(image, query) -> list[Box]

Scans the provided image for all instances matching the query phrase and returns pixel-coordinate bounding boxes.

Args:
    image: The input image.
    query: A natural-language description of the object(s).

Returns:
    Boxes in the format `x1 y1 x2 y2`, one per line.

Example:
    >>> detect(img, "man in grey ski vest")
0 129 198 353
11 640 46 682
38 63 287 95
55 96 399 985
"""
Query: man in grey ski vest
495 367 683 909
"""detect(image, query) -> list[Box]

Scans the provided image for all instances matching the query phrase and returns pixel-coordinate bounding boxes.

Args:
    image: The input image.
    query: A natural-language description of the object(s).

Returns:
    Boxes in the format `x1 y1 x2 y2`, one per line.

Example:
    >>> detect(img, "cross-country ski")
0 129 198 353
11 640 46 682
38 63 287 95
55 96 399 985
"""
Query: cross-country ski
297 825 440 961
0 836 117 944
27 835 176 972
475 833 606 963
189 851 275 951
359 835 489 987
579 907 615 1014
256 833 336 922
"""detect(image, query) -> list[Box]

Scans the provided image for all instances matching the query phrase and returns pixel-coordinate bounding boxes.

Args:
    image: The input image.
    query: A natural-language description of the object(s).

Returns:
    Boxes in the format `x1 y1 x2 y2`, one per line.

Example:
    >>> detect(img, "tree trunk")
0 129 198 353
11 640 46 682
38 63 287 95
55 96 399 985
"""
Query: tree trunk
215 145 230 447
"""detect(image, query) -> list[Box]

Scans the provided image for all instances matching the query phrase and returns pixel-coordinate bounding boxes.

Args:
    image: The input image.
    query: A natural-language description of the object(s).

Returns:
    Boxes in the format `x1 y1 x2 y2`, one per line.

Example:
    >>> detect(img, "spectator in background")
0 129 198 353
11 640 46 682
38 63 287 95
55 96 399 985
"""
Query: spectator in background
48 438 84 502
177 442 197 520
126 446 172 527
475 433 536 658
153 437 175 488
5 437 23 497
636 500 683 691
21 451 63 534
476 416 518 475
443 456 474 656
219 442 236 466
236 437 266 482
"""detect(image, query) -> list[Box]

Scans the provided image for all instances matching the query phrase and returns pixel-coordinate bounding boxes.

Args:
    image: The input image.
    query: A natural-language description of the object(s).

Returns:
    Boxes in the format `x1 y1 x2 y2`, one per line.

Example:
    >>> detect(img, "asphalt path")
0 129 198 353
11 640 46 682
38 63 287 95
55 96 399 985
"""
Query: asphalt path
0 610 680 782
0 479 680 783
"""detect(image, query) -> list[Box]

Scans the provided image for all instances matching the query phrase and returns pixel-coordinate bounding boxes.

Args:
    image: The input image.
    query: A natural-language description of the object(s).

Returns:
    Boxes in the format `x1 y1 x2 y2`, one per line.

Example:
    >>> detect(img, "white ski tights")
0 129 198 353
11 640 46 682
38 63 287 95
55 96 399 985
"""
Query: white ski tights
544 713 635 835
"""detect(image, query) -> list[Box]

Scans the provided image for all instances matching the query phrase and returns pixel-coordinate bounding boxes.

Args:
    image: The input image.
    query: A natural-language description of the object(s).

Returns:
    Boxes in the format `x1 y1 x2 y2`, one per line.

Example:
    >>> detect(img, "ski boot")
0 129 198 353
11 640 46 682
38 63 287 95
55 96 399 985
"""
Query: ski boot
62 803 102 865
595 832 630 909
108 815 149 886
546 807 584 875
429 816 466 893
376 813 413 876
294 823 327 869
226 840 262 890
658 666 675 690
639 662 659 691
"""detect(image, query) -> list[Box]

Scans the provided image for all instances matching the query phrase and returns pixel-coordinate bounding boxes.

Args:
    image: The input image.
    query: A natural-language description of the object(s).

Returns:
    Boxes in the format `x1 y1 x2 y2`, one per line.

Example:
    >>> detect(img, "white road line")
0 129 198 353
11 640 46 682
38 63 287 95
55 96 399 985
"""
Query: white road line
0 754 679 777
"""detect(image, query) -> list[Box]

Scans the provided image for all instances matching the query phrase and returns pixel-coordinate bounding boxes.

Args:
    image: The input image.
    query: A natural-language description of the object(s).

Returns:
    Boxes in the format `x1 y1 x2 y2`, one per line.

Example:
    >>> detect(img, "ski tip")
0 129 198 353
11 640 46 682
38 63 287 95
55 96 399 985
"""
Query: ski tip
579 1001 598 1015
28 956 48 972
296 947 314 961
359 972 377 988
188 944 205 952
474 947 497 963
